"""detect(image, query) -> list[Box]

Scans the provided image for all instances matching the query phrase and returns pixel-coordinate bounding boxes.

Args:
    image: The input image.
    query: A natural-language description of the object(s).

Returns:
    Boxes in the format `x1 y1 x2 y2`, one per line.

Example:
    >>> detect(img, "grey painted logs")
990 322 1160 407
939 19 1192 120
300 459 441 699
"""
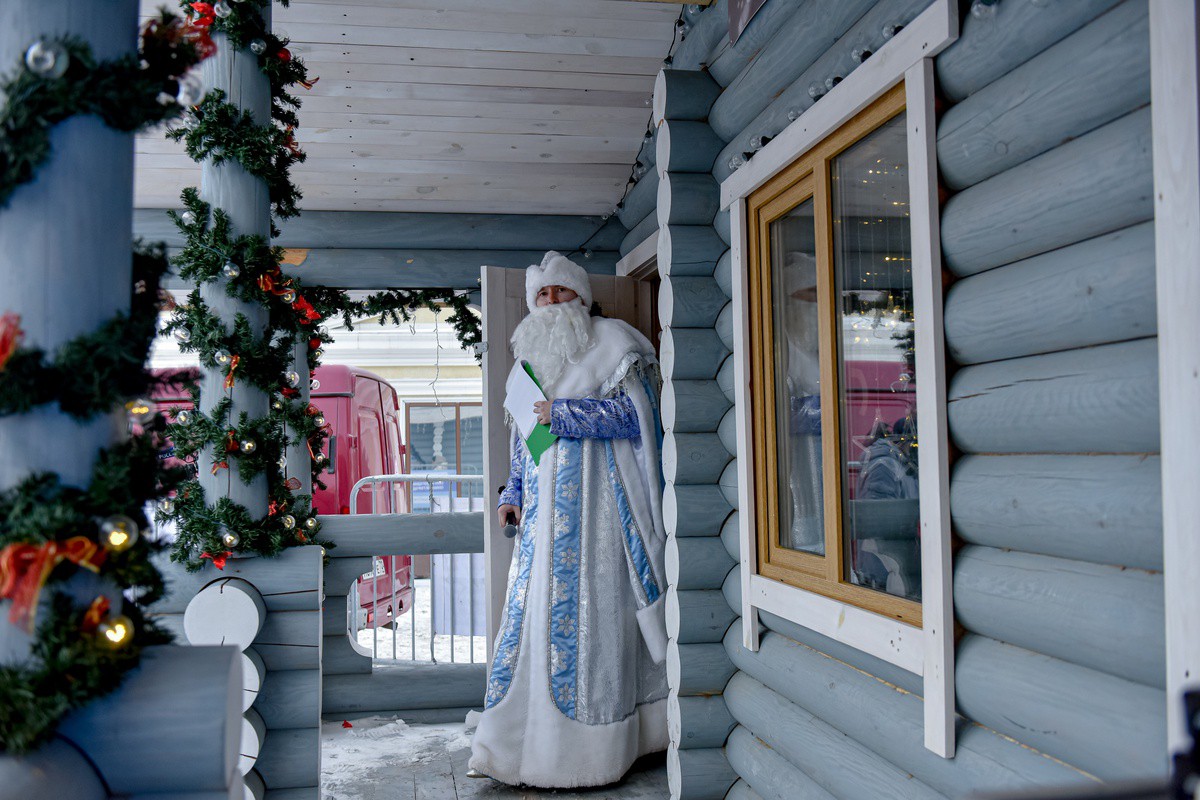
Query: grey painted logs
715 303 734 351
617 171 660 229
940 107 1153 276
667 537 735 590
0 0 135 491
935 0 1123 102
720 569 923 696
668 746 737 800
658 225 726 277
58 645 241 794
947 337 1159 454
323 662 484 716
711 0 932 183
672 0 728 72
705 0 806 88
660 276 727 328
663 432 730 485
664 484 732 537
951 454 1162 570
620 211 659 257
956 635 1166 782
719 461 739 508
726 779 765 800
718 407 737 455
658 120 725 174
661 379 731 433
724 628 1091 795
0 739 106 800
714 209 731 246
943 222 1156 365
652 69 721 123
720 512 740 561
669 693 736 750
153 550 322 613
725 673 946 800
937 0 1150 190
257 727 319 789
255 669 322 730
668 642 737 696
954 546 1164 688
658 173 720 226
660 328 730 380
316 512 484 556
706 0 878 142
667 588 737 644
717 356 736 403
725 727 837 800
714 249 733 299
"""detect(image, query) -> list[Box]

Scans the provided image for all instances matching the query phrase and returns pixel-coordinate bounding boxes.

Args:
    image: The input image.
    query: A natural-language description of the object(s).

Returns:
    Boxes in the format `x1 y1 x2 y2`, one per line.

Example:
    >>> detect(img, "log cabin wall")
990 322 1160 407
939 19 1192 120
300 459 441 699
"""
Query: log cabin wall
651 1 1166 797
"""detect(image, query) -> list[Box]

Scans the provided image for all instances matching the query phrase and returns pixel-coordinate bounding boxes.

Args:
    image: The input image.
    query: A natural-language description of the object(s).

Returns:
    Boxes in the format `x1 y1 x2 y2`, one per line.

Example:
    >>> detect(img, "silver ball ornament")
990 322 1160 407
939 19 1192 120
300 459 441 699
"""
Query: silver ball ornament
239 439 257 454
285 371 301 388
158 498 175 514
25 41 69 79
281 515 296 530
213 1 233 18
250 39 267 55
175 410 193 425
173 327 192 343
215 350 232 366
272 399 285 411
304 517 318 531
314 415 326 428
223 261 240 279
281 288 298 304
176 72 205 107
221 529 240 548
181 210 197 226
310 378 321 391
277 454 289 469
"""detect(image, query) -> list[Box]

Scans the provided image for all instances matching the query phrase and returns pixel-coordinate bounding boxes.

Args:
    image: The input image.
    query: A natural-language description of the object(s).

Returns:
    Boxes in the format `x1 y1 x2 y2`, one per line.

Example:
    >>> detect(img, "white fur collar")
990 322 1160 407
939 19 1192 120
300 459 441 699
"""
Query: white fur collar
543 317 656 401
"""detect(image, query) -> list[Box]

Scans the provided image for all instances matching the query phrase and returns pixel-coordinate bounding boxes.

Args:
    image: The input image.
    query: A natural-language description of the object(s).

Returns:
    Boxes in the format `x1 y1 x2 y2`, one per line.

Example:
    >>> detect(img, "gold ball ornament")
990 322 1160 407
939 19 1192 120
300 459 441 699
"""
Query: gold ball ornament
100 515 139 552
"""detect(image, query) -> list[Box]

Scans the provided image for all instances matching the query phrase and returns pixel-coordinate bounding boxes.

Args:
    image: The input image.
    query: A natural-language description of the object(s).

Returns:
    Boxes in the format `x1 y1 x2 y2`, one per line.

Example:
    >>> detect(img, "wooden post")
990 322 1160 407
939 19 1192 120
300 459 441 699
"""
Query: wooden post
1149 0 1200 754
196 21 272 516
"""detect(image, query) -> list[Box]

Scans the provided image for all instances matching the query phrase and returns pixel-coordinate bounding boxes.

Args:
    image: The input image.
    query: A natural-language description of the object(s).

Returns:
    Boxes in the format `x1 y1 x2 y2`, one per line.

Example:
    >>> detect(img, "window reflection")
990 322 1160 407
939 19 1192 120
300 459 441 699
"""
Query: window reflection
831 113 920 602
769 199 823 555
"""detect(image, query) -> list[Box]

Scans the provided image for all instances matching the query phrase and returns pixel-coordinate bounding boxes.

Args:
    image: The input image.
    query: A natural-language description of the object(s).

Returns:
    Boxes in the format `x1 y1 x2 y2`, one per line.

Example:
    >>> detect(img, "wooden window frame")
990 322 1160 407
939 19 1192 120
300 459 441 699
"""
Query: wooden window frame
721 0 958 758
748 83 921 626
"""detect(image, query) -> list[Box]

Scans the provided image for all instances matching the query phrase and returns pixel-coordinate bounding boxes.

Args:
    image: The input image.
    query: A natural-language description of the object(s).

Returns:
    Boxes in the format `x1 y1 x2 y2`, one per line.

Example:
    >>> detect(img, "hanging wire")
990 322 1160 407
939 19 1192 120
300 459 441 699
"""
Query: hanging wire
565 4 690 260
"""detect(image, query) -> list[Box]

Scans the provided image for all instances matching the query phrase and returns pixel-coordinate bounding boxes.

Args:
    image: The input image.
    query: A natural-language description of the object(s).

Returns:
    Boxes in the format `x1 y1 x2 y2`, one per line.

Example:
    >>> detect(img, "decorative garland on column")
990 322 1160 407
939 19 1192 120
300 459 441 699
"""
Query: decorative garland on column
160 0 481 570
0 11 214 754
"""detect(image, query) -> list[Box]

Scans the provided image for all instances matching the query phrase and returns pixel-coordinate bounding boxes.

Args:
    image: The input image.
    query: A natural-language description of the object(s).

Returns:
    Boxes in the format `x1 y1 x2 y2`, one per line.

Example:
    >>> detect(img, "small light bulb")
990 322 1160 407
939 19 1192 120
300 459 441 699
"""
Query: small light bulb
215 350 232 366
281 288 297 304
314 415 326 427
281 515 296 530
221 529 240 548
98 614 134 648
239 439 257 454
100 515 139 552
304 517 318 531
285 371 301 388
175 409 192 425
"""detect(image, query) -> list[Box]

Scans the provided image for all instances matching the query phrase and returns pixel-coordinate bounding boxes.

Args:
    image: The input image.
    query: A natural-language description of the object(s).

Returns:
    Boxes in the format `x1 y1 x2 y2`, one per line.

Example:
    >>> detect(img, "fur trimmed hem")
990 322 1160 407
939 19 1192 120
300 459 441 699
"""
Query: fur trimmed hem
468 698 668 789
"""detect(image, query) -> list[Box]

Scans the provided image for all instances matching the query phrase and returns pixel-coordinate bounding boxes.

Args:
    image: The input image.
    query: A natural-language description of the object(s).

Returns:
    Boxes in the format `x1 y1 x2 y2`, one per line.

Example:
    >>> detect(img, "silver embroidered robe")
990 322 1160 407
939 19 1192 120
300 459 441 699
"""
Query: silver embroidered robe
469 318 669 788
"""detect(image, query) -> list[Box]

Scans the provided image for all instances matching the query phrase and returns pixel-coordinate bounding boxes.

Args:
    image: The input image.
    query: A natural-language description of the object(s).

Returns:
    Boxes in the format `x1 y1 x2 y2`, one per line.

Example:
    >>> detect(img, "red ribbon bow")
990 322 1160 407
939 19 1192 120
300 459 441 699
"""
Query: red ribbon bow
0 537 107 632
189 2 216 26
81 595 111 633
223 354 240 390
0 312 24 373
200 550 233 570
292 295 321 324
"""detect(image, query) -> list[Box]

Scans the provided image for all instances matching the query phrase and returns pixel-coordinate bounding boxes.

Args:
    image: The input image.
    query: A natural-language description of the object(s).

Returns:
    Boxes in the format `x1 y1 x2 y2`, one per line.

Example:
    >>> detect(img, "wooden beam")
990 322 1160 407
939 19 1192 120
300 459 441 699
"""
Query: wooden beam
160 248 617 291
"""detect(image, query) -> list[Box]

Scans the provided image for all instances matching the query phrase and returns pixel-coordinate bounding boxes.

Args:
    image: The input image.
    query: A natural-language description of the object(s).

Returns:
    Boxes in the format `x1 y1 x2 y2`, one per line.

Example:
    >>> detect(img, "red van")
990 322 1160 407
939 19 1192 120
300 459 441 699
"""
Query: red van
310 365 413 629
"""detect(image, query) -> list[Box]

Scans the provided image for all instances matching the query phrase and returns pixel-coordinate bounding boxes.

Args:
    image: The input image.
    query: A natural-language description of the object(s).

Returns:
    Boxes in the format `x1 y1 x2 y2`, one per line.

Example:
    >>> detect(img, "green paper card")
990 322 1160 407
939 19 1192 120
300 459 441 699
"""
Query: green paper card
521 362 558 464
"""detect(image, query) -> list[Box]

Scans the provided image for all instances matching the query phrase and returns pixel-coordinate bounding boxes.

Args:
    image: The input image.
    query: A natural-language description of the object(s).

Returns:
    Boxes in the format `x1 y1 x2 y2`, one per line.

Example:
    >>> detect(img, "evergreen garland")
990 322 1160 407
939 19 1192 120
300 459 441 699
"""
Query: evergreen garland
0 242 170 419
0 12 213 209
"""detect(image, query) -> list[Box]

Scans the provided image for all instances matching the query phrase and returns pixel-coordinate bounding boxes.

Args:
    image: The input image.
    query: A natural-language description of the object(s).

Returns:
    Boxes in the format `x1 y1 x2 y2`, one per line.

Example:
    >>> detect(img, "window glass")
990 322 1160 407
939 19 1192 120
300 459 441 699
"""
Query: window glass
769 198 824 556
408 405 457 513
830 113 920 602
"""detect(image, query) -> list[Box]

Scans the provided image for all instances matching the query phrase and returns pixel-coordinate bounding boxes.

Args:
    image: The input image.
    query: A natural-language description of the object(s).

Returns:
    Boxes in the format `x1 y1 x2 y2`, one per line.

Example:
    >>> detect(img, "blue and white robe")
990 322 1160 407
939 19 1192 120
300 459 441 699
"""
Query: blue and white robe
469 317 669 788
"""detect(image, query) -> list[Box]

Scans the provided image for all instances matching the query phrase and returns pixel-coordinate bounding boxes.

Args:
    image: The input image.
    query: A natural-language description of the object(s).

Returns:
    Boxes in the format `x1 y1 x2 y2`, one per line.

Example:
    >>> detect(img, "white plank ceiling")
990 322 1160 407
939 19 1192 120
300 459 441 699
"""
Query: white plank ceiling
134 0 680 216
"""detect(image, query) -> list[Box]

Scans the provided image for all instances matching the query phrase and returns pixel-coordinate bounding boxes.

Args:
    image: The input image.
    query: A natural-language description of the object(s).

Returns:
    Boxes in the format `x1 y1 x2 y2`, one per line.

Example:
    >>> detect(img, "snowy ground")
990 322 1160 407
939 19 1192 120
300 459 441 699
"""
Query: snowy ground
320 714 668 800
354 578 488 664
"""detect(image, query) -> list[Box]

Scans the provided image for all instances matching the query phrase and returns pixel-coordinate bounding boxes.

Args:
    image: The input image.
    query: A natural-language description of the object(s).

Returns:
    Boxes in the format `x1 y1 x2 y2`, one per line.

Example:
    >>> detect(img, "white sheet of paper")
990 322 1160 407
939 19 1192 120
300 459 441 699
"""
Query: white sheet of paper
503 361 545 440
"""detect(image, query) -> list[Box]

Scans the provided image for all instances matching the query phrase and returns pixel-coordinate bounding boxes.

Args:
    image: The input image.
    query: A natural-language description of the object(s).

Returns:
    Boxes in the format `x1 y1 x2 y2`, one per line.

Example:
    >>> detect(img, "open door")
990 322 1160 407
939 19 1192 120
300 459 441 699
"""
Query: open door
480 264 656 654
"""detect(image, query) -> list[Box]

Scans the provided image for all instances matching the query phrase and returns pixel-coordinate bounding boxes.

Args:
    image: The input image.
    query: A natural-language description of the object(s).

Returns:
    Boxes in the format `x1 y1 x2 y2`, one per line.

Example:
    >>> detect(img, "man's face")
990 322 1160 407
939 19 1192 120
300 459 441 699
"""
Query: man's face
536 285 579 307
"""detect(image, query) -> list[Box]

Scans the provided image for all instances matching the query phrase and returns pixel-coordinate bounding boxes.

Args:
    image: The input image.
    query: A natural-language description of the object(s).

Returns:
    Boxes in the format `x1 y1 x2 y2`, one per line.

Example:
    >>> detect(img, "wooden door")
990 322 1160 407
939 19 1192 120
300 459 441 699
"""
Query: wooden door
480 265 655 654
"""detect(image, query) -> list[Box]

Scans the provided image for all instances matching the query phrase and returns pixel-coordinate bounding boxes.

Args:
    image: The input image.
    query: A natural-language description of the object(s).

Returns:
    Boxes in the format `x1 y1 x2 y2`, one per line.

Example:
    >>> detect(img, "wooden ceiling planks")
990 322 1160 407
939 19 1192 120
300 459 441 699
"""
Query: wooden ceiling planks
133 0 678 216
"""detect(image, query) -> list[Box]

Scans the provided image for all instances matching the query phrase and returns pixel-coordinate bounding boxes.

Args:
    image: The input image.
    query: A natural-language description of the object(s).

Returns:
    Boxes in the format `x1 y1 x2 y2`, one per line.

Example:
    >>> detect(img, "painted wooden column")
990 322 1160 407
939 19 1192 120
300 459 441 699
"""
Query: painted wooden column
1149 0 1200 755
196 20 271 513
0 5 241 798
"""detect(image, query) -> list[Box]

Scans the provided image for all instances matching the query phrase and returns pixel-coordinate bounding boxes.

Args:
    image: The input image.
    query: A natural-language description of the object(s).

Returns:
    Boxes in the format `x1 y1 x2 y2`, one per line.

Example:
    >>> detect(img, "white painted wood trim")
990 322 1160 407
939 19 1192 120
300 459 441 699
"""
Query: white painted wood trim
719 0 958 210
906 57 956 759
1149 0 1200 754
730 197 761 653
616 230 660 278
748 575 924 675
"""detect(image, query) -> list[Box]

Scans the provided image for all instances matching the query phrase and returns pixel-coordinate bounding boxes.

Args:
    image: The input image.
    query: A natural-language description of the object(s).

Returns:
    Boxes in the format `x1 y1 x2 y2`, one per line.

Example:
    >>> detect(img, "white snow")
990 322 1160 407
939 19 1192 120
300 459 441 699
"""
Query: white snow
353 577 488 664
320 716 474 800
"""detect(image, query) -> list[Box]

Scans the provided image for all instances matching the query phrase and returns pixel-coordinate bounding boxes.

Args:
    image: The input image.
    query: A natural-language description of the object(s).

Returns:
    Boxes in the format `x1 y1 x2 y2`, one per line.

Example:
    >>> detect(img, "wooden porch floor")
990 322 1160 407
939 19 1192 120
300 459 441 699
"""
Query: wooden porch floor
321 717 668 800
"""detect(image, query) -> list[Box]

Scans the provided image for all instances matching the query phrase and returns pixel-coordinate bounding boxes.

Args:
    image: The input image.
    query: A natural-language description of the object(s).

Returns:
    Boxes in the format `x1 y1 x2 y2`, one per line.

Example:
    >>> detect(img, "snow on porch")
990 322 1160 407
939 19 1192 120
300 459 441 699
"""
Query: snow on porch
322 716 667 799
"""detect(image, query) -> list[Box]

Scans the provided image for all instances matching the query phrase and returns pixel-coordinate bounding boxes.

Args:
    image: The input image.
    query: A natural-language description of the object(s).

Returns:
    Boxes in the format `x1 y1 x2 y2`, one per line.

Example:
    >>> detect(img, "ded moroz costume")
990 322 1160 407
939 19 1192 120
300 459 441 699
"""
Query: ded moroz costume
468 252 669 787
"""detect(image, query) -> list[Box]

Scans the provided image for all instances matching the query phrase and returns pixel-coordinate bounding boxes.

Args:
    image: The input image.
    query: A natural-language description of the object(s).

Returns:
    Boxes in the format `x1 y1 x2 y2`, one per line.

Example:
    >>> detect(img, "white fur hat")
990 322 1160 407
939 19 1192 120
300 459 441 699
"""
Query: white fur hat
525 251 592 312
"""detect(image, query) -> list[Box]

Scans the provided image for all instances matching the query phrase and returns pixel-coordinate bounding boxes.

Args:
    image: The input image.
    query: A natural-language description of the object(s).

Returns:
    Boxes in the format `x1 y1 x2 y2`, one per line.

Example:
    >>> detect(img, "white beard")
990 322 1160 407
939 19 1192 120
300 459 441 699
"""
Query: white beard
511 301 594 394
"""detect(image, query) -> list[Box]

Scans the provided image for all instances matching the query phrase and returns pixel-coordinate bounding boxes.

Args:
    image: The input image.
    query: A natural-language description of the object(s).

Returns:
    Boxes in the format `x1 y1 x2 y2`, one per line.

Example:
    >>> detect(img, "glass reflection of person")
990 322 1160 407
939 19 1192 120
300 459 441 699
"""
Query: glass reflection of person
780 252 824 553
